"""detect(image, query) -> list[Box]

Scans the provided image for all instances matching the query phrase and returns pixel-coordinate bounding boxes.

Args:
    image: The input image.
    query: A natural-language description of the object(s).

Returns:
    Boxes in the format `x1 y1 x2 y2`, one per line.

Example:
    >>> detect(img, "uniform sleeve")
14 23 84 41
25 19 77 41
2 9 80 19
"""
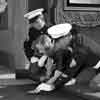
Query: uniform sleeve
23 40 35 61
54 50 68 72
23 39 43 61
54 49 73 74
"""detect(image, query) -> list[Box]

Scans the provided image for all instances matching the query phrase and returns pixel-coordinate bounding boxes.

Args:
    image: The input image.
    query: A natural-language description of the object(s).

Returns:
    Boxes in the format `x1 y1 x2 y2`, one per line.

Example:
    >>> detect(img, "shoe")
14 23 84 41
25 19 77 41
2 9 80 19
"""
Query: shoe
64 78 76 86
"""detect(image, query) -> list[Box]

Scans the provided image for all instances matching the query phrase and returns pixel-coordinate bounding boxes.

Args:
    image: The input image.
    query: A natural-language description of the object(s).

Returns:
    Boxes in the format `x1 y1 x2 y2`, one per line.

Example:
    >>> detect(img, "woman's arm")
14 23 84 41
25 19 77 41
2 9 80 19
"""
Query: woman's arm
38 55 48 67
46 70 62 84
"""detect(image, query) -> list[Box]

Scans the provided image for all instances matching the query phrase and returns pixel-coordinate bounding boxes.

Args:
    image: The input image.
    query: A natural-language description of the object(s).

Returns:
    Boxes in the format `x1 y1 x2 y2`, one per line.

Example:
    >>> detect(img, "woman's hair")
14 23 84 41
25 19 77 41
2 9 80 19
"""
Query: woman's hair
36 35 52 51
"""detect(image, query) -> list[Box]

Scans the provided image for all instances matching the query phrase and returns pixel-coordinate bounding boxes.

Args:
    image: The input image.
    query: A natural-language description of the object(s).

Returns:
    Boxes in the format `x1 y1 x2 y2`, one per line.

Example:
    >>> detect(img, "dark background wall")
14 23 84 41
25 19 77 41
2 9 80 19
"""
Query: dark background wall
28 0 47 11
1 0 100 71
54 0 100 44
0 0 48 70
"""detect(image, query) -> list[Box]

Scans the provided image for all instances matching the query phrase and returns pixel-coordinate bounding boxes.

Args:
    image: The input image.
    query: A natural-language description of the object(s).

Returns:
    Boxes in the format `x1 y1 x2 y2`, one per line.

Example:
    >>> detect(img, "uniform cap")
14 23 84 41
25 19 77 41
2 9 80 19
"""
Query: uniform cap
48 23 72 39
24 8 44 20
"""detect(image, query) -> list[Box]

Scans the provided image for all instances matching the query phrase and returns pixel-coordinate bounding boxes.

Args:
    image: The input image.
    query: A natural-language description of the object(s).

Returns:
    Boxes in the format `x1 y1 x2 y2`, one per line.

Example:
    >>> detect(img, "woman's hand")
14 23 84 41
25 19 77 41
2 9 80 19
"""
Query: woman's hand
27 83 55 94
93 60 100 69
30 56 39 63
38 55 48 67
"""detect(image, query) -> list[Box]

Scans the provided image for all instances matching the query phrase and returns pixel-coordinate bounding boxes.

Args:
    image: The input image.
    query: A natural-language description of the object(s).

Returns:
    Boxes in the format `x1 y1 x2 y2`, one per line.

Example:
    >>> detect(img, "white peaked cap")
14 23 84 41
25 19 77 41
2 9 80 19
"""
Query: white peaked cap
48 23 72 39
24 8 44 19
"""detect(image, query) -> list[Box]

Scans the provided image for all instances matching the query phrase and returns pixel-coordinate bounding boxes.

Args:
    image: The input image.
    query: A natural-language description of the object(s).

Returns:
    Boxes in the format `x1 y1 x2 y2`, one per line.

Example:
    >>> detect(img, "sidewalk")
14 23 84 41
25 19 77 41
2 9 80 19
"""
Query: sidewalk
0 66 100 99
64 83 100 100
0 66 33 86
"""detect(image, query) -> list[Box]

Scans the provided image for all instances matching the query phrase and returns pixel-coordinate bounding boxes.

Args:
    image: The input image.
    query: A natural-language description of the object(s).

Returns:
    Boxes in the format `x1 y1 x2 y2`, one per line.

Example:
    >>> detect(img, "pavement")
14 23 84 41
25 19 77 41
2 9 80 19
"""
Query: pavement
64 83 100 100
0 85 87 100
0 77 99 100
0 67 100 100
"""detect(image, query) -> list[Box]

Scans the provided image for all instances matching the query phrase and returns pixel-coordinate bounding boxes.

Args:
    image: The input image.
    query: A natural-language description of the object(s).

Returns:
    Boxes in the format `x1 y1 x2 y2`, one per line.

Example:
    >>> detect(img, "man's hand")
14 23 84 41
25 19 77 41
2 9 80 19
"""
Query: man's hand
69 58 77 68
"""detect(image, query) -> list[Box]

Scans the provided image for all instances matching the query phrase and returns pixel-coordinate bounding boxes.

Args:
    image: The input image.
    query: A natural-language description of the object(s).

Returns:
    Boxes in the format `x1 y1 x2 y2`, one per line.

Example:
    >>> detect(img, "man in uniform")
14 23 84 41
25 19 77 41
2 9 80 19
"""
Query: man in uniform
17 8 51 82
27 23 100 94
27 23 79 93
24 8 48 61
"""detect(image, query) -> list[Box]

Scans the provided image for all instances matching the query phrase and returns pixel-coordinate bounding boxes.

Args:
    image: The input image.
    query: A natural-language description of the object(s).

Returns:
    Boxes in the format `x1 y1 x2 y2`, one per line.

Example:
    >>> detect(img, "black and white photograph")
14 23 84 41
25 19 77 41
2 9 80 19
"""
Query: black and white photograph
0 0 7 29
0 0 100 100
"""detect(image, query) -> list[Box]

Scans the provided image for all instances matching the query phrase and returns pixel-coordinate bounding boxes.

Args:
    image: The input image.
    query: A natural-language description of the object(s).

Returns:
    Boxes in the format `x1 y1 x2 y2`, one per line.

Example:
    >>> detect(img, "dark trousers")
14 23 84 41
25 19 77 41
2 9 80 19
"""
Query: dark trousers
16 63 45 83
54 49 99 89
16 69 30 79
76 67 97 85
54 76 71 89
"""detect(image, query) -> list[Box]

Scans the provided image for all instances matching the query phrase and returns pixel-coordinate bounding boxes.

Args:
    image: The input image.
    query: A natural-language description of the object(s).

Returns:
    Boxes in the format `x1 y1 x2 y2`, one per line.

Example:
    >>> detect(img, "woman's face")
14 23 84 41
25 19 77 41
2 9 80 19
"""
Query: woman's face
36 44 46 54
32 15 46 30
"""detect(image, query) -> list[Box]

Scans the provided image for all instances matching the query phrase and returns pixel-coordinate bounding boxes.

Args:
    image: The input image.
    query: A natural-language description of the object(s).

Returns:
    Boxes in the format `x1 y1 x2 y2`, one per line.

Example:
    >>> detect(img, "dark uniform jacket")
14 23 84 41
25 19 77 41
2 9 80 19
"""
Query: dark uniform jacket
49 43 100 79
49 49 82 78
23 25 48 61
